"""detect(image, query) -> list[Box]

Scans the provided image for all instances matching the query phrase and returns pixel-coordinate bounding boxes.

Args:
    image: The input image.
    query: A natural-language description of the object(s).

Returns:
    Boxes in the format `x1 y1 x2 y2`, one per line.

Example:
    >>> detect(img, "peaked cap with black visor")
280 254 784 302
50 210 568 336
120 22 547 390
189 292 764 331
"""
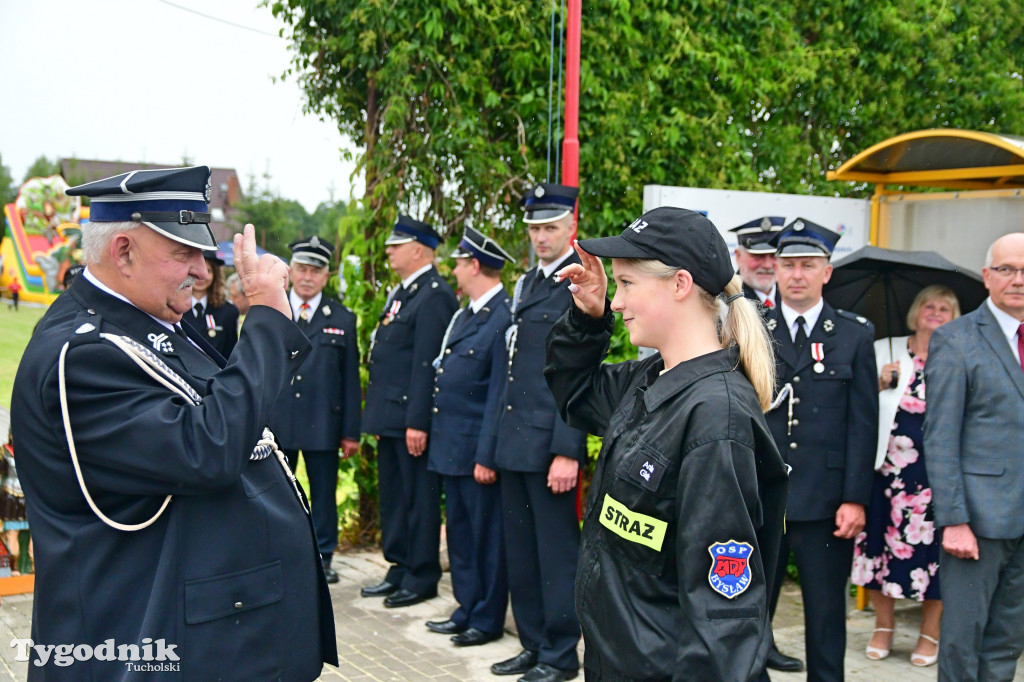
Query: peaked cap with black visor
65 166 217 250
578 207 735 295
771 218 841 258
384 215 442 249
451 226 515 269
520 183 578 224
729 216 785 255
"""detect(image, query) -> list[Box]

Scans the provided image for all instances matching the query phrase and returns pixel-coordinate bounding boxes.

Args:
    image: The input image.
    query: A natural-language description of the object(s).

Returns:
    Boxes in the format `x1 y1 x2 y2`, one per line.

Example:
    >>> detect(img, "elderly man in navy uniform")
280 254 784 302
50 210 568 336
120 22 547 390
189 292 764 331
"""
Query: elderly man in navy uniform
425 226 514 647
270 236 361 584
730 216 784 311
361 215 458 607
763 219 877 682
10 166 336 680
183 250 239 358
489 183 588 682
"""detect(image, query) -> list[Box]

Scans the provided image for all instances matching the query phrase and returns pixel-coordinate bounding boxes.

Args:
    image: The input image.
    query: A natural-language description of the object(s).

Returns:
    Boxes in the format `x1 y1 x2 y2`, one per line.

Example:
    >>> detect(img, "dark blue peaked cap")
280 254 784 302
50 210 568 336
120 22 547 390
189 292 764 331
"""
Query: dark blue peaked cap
451 226 515 269
384 214 441 249
66 166 217 250
729 216 785 254
519 183 578 224
772 218 841 258
289 235 334 267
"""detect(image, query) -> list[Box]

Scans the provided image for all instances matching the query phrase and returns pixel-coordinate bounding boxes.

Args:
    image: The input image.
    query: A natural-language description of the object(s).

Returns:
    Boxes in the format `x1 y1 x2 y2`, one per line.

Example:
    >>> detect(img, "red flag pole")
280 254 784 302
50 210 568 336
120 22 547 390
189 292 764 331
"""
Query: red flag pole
562 0 581 239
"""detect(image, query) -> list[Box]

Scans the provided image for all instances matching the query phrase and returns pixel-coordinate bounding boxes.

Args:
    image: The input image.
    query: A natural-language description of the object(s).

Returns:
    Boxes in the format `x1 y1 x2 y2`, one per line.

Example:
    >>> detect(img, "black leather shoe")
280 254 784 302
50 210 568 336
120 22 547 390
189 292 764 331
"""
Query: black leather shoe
491 650 538 676
518 663 578 681
322 566 340 584
360 580 398 598
451 627 502 647
425 619 465 635
766 645 805 672
383 587 437 608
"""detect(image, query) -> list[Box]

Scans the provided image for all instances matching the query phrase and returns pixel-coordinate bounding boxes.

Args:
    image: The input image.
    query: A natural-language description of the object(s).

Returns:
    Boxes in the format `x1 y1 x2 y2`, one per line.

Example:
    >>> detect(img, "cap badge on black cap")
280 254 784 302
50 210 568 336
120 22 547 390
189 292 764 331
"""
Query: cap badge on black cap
204 181 212 203
310 235 321 248
794 220 805 231
629 218 649 234
760 217 772 231
535 186 545 197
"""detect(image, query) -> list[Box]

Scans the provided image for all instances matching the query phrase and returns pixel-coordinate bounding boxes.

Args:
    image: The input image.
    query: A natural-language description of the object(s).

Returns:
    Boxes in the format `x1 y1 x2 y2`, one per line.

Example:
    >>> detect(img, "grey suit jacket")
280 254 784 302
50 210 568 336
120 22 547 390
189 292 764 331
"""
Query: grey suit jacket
923 302 1024 539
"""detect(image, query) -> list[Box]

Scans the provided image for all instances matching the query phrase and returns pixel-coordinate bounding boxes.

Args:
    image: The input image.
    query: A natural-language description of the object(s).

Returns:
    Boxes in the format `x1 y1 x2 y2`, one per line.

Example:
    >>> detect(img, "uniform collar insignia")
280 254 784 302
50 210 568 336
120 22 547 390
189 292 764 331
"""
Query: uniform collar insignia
321 304 331 317
766 317 777 331
823 318 835 335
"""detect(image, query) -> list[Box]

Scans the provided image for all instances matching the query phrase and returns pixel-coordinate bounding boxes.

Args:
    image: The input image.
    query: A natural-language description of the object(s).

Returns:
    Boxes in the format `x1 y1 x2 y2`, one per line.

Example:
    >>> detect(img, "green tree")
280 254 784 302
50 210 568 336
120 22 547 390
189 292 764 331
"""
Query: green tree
236 173 312 257
22 155 61 182
0 153 16 208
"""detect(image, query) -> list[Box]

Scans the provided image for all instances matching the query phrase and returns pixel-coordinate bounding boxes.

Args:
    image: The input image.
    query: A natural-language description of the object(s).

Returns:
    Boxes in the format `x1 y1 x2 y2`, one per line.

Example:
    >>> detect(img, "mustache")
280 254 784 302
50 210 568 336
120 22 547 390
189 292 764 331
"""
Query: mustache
177 275 196 291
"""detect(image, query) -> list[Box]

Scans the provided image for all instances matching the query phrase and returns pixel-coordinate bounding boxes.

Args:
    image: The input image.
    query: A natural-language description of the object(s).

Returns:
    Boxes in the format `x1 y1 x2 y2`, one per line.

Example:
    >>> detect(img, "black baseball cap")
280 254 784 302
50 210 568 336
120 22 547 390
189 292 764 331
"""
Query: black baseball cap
578 207 734 295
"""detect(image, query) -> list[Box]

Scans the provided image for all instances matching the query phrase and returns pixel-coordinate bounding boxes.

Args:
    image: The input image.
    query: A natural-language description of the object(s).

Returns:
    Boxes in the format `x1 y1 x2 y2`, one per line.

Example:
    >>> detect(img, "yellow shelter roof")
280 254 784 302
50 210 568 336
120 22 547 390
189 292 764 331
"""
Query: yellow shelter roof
827 129 1024 190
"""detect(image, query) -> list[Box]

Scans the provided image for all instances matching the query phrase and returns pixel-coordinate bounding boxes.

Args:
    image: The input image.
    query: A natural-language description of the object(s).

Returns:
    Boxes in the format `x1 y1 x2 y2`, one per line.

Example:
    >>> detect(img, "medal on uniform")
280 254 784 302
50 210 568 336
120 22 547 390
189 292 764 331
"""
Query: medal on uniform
205 314 217 337
811 342 825 373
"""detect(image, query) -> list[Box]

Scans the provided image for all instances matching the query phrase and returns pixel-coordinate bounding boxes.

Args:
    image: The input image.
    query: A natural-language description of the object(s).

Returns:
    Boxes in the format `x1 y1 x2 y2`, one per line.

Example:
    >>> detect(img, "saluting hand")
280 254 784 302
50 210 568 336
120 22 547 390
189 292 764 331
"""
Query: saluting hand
555 240 607 319
233 224 291 318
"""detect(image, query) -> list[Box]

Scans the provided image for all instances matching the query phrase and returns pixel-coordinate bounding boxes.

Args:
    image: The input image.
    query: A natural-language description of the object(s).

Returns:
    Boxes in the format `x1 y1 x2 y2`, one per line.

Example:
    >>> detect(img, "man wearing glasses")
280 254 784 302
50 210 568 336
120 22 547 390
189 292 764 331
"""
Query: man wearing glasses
924 233 1024 681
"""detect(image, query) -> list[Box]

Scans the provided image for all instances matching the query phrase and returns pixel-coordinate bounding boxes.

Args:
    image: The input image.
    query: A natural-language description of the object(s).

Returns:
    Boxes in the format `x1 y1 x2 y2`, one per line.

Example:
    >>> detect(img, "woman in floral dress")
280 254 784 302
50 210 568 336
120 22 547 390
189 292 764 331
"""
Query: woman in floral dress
852 285 960 667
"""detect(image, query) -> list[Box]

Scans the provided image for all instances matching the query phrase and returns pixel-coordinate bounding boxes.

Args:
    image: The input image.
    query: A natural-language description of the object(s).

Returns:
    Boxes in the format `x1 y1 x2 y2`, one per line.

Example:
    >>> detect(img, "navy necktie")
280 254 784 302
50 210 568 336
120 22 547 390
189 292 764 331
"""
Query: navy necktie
794 315 808 356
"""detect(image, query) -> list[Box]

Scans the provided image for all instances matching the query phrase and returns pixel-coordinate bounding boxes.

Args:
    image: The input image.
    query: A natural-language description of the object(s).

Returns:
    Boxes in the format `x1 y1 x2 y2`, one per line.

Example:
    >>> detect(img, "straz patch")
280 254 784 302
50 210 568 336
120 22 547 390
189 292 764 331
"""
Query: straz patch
707 540 754 599
599 493 667 552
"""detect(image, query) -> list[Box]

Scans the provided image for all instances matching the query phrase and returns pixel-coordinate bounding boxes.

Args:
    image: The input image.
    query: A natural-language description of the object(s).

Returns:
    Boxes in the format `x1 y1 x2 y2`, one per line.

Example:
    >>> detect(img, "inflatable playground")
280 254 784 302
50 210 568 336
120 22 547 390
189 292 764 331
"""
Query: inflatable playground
1 176 86 305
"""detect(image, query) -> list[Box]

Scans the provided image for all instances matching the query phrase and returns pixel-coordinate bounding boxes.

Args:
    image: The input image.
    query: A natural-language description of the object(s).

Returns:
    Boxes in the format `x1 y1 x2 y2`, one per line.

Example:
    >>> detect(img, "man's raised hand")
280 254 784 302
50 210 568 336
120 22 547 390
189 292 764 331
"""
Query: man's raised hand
233 224 291 318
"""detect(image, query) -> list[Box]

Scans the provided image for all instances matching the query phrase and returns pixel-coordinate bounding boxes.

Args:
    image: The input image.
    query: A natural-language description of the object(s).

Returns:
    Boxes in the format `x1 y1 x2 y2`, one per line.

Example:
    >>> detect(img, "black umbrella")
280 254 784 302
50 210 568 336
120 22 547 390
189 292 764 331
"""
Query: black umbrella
823 245 988 346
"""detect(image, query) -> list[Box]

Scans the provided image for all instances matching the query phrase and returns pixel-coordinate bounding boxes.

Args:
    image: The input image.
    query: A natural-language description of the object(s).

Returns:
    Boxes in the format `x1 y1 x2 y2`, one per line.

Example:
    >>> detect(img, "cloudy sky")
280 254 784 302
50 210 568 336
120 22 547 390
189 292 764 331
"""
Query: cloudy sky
2 0 359 211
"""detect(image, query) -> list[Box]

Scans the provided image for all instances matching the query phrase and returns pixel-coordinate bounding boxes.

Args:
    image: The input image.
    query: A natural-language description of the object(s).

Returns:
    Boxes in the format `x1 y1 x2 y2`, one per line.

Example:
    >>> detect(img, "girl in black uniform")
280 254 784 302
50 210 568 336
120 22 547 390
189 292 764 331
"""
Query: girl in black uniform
545 207 788 681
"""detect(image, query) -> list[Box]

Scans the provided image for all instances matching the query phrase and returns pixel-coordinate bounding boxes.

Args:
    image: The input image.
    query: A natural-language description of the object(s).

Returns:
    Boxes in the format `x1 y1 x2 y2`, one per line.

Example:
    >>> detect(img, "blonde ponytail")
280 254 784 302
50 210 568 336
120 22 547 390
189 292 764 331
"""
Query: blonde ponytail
718 276 775 411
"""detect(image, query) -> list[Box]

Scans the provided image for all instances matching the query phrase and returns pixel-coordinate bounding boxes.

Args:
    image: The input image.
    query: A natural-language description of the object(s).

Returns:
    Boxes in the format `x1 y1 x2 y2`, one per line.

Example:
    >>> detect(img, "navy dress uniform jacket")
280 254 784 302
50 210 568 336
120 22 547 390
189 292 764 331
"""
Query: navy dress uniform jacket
10 276 337 681
270 296 361 450
429 292 513 475
764 302 878 520
545 303 789 681
182 301 239 358
492 258 588 471
363 267 458 437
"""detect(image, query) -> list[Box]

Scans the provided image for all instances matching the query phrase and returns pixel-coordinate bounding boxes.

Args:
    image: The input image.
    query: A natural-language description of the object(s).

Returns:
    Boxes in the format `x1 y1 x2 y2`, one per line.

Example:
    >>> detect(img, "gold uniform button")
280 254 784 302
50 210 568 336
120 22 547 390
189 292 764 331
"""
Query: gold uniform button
234 601 243 609
791 419 799 427
792 376 801 384
506 405 512 412
433 407 439 414
445 349 451 355
789 442 798 450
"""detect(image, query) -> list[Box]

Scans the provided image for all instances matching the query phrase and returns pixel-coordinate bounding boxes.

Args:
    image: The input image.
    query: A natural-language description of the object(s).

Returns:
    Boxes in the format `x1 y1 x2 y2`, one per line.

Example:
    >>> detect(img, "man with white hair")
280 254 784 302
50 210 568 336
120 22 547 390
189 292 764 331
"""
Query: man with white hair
11 166 336 680
226 271 251 316
924 232 1024 681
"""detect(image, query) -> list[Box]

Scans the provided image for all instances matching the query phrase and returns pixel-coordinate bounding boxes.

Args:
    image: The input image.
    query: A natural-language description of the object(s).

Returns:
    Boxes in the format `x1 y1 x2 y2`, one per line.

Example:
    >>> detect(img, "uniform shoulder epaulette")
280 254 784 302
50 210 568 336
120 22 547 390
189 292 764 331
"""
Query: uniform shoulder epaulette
836 308 874 328
67 310 103 347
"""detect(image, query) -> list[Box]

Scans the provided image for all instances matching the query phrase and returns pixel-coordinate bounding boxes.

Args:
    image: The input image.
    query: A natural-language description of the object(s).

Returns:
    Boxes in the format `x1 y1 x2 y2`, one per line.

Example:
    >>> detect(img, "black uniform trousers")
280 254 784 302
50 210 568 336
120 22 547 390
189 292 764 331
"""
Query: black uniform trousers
767 520 852 682
444 474 508 635
283 449 338 562
501 470 581 671
378 436 442 594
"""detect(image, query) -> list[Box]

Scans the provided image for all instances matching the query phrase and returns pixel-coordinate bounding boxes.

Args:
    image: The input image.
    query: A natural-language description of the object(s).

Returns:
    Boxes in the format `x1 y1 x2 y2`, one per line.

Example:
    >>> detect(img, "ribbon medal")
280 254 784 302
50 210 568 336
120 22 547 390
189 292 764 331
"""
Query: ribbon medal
205 314 218 337
811 342 825 373
382 300 402 326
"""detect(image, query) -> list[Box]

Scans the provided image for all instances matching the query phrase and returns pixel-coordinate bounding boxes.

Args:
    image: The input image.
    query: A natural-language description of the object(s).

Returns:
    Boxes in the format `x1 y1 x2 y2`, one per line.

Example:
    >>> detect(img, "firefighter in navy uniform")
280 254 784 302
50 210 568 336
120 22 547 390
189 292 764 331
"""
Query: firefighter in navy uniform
489 183 588 682
361 215 458 607
730 216 784 312
763 219 878 682
11 167 336 680
424 226 515 647
270 236 361 584
183 249 239 358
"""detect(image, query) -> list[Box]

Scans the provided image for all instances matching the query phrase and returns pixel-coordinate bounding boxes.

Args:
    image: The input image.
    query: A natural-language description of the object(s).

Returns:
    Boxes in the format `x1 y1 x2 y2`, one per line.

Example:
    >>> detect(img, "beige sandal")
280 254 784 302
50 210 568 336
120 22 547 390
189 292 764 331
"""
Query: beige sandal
911 634 939 667
865 627 894 661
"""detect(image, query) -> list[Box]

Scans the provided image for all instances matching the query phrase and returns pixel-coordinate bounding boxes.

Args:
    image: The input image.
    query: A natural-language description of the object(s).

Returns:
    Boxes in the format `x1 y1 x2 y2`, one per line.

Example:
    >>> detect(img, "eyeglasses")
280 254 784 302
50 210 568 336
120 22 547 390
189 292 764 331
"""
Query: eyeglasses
988 265 1024 279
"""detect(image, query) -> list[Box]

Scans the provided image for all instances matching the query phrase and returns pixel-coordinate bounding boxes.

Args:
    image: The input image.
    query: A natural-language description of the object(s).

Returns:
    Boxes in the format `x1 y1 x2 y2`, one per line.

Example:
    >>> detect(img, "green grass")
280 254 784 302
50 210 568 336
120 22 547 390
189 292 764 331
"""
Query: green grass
0 303 48 411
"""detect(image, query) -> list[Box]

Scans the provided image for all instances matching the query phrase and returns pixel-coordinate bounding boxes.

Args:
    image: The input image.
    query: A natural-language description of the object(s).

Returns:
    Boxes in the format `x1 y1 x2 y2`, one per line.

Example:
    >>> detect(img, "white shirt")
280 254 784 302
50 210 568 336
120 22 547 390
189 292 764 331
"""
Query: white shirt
538 248 575 279
780 298 824 343
191 295 208 316
290 290 323 322
470 283 505 313
755 284 777 306
402 264 434 289
986 297 1023 364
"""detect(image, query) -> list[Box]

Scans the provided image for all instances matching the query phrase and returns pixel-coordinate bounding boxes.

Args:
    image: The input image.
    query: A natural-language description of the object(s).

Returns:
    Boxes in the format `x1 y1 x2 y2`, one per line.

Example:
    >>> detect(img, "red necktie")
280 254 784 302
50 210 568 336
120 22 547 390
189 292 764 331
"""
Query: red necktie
763 298 774 309
1018 322 1024 373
